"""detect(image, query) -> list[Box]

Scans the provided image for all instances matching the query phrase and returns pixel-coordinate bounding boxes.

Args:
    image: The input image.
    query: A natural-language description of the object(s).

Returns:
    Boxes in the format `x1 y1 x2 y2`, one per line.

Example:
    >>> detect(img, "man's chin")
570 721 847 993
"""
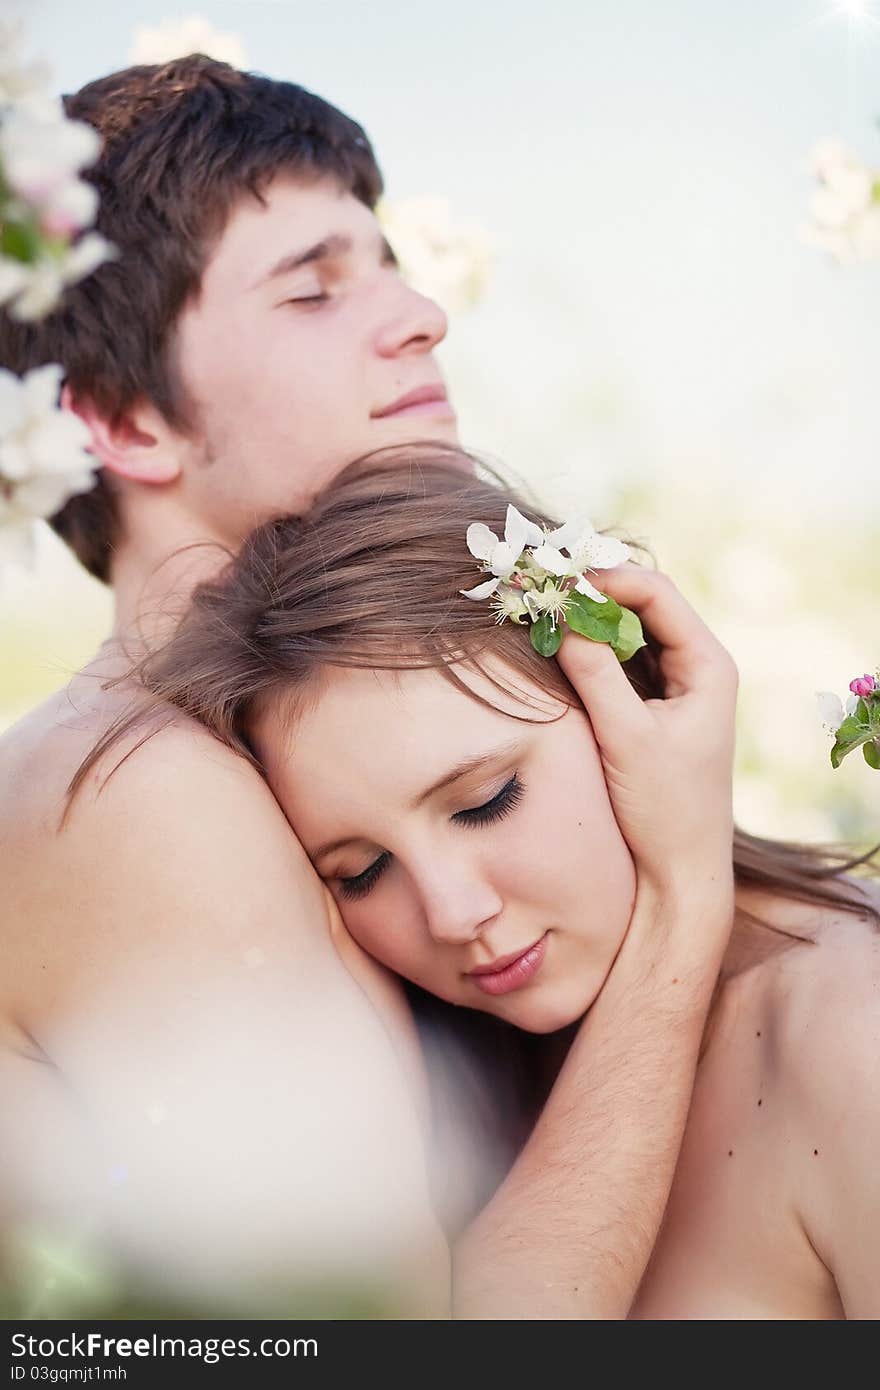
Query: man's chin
366 418 472 471
403 418 472 467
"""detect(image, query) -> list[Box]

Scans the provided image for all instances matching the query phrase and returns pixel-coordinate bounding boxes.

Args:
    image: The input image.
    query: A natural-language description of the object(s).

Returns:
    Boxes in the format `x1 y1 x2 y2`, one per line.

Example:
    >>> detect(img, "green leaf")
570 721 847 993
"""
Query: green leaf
569 589 622 624
831 731 878 770
0 219 41 264
610 607 646 663
834 714 866 746
530 614 562 657
565 590 621 644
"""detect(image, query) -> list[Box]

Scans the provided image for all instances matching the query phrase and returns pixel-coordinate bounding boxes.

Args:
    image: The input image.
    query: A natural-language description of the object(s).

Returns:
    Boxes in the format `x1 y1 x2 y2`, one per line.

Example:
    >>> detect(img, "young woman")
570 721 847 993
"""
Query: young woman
83 446 879 1318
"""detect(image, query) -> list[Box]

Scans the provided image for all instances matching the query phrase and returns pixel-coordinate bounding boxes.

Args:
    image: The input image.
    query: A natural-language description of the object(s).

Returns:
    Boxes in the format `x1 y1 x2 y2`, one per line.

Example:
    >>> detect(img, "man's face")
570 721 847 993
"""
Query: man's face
171 174 458 543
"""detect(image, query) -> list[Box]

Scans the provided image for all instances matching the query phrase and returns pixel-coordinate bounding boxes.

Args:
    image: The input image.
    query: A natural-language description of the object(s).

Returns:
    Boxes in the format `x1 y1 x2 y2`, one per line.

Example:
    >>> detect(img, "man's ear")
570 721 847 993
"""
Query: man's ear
62 385 184 485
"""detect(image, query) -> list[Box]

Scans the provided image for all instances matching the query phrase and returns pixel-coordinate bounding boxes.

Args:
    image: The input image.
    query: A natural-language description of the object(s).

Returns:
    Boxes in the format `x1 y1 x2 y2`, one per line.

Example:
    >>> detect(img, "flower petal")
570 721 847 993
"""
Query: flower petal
579 532 630 569
0 517 37 572
9 260 64 321
530 542 570 576
574 574 608 603
523 590 542 621
61 231 114 285
460 577 501 600
0 369 25 435
465 522 498 562
544 517 587 551
0 257 29 308
816 691 845 732
22 361 64 417
15 469 95 517
503 503 542 554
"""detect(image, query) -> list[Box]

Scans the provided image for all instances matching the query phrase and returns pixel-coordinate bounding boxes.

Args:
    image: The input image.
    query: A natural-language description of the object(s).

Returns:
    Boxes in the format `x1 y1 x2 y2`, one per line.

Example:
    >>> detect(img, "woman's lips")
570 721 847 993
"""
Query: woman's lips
468 933 548 997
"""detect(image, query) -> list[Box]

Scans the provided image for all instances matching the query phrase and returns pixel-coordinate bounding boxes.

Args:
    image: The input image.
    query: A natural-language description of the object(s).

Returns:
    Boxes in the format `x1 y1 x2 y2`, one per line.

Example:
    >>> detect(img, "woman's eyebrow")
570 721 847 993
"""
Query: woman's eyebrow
411 740 522 809
311 740 522 865
252 230 397 289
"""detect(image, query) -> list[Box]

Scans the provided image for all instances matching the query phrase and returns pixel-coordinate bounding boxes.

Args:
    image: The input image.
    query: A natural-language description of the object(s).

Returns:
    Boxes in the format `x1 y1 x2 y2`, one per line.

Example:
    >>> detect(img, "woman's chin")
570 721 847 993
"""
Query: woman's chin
496 984 595 1035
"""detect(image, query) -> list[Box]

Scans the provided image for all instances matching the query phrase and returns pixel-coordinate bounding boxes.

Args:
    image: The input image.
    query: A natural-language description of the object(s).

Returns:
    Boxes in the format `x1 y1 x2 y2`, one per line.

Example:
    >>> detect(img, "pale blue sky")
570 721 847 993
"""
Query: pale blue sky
16 0 880 515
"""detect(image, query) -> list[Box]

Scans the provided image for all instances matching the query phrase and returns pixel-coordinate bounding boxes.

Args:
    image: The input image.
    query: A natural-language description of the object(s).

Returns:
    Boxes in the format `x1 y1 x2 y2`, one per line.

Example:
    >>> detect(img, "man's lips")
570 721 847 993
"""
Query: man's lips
467 933 549 997
371 384 453 418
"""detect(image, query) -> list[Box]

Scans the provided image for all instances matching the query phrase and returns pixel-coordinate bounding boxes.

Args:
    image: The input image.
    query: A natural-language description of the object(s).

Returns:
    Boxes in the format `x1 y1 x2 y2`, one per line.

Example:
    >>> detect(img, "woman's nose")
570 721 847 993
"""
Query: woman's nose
420 869 503 946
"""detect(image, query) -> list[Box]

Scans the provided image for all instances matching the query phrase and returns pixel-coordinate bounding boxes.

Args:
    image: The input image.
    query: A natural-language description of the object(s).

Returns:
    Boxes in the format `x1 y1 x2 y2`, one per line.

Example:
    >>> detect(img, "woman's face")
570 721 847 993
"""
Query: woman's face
253 662 636 1033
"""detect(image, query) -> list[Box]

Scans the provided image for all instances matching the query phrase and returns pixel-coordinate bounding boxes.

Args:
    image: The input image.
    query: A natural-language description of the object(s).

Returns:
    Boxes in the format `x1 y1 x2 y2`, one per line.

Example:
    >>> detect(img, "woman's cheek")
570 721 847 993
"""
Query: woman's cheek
338 892 417 979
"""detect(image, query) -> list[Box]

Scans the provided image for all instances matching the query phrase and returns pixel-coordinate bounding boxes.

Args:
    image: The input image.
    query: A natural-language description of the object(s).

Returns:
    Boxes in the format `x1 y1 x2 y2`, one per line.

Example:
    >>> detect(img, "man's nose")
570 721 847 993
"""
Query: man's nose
420 868 503 946
373 276 449 358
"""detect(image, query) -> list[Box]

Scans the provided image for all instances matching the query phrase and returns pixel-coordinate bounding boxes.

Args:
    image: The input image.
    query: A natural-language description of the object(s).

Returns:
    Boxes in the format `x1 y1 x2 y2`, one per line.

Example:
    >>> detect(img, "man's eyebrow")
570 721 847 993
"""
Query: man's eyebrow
312 740 521 866
252 230 398 290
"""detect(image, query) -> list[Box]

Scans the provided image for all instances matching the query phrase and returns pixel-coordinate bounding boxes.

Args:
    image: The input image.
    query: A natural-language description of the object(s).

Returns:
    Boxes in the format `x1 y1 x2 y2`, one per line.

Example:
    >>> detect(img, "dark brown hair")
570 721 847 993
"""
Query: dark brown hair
0 55 383 582
76 442 878 935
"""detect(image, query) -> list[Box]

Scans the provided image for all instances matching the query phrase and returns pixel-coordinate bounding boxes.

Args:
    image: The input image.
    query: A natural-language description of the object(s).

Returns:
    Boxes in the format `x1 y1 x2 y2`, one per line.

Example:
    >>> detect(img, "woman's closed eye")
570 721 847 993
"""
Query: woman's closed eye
336 850 391 902
451 771 524 827
335 773 525 902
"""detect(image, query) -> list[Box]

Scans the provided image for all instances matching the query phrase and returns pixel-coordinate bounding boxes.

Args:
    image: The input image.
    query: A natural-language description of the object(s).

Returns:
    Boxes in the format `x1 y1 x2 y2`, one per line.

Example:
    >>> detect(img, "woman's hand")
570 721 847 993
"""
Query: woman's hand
556 564 738 906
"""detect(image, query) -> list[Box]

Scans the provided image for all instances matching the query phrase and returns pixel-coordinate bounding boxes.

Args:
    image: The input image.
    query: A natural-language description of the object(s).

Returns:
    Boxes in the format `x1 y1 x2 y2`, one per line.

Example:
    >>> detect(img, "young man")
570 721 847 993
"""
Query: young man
0 57 737 1317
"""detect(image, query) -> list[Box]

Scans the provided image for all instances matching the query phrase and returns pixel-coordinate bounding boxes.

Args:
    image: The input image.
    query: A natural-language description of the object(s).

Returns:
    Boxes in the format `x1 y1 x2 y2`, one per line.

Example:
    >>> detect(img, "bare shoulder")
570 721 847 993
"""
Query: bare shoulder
1 686 332 1029
748 888 880 1303
764 889 880 1082
731 884 880 1092
714 884 880 1142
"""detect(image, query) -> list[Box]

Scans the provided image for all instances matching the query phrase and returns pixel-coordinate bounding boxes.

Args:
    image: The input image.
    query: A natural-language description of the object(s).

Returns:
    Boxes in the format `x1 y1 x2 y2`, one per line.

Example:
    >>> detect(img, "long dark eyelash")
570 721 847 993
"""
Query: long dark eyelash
286 294 329 305
452 774 524 828
337 850 391 902
335 776 524 902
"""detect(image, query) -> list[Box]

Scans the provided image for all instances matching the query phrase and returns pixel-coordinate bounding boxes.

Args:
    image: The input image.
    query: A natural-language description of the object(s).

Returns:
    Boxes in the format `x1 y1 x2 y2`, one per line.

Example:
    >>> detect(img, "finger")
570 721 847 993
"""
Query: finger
556 628 652 754
593 563 734 698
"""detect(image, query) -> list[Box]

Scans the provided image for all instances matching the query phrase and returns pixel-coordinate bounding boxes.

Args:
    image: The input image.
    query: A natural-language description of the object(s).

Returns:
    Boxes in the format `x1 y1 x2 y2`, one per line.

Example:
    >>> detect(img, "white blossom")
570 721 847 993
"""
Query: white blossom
129 16 248 68
0 20 52 104
379 197 494 314
0 88 111 320
800 139 880 264
0 232 113 322
0 98 101 231
530 518 629 602
0 256 30 308
490 584 529 624
815 689 858 735
0 364 98 571
523 581 571 627
466 504 544 581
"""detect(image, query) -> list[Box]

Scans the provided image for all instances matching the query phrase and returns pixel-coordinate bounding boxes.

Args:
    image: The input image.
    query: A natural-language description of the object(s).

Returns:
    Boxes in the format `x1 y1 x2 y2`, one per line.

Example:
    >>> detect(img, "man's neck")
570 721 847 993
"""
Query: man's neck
109 508 232 652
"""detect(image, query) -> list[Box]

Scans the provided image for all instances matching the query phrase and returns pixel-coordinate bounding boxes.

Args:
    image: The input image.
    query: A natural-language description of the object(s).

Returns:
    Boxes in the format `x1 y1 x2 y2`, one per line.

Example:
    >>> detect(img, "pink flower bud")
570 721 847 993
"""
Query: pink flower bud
39 210 78 240
849 674 876 699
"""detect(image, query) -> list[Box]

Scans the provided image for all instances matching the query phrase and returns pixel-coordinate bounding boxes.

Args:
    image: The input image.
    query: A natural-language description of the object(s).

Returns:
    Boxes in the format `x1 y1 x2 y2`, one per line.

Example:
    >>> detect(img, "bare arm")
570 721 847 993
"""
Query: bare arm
453 568 737 1317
